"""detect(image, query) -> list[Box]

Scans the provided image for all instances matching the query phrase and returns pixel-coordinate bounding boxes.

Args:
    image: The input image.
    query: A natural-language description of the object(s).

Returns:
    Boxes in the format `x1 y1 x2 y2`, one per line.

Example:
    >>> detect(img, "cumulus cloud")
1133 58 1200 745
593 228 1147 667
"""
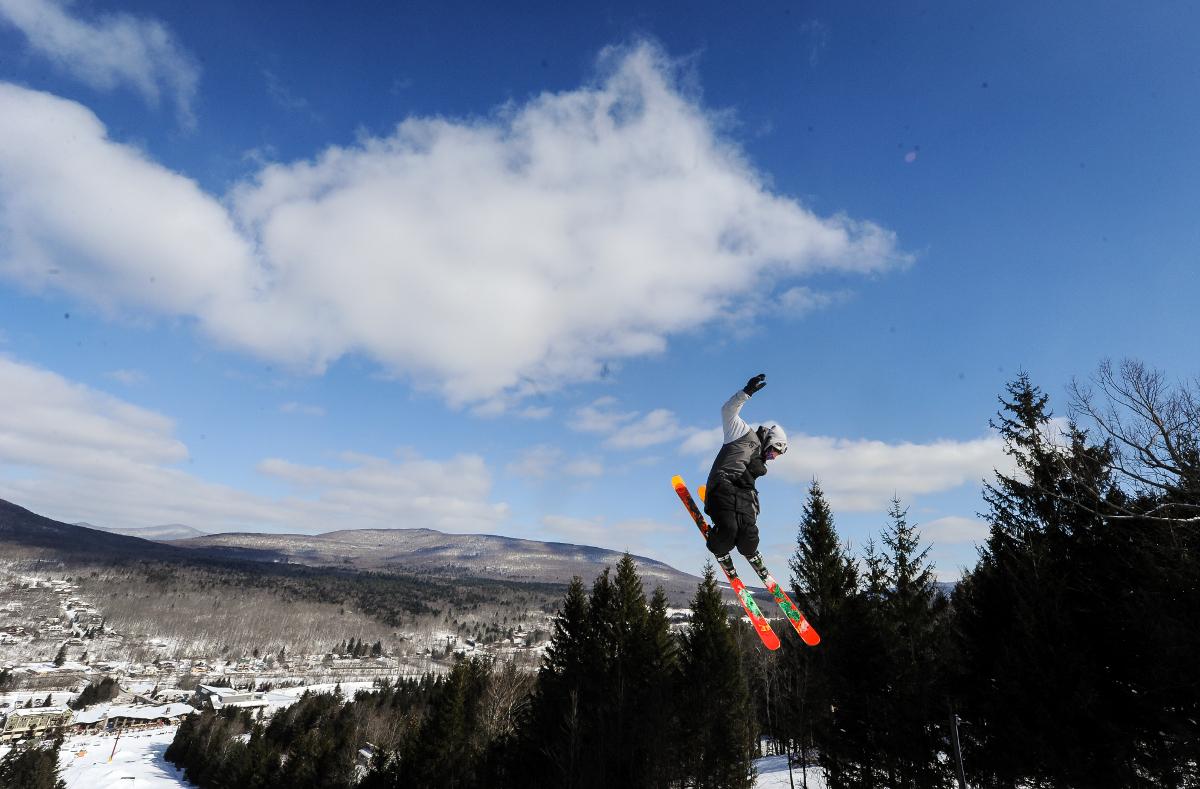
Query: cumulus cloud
921 515 990 545
0 0 199 127
0 42 905 406
681 421 1011 512
0 84 258 317
541 514 682 554
776 286 852 317
605 409 688 449
507 444 604 480
0 356 505 533
769 433 1010 511
569 397 699 450
570 397 637 434
258 452 505 533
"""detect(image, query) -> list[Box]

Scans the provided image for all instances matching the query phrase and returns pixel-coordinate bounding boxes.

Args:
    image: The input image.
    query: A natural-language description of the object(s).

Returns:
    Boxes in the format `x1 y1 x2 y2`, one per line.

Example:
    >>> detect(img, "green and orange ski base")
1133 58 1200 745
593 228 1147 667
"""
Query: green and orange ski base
672 475 780 650
673 474 821 648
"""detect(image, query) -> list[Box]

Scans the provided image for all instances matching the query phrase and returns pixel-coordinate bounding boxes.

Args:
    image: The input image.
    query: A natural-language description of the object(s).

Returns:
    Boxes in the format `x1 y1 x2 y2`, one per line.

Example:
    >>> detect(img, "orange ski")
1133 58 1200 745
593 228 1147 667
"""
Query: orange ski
697 483 820 647
672 475 780 650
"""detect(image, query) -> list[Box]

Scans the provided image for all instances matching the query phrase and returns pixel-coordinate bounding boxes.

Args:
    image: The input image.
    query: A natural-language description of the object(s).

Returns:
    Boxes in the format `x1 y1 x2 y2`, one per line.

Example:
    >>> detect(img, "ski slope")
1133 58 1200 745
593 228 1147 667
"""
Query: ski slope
57 728 187 788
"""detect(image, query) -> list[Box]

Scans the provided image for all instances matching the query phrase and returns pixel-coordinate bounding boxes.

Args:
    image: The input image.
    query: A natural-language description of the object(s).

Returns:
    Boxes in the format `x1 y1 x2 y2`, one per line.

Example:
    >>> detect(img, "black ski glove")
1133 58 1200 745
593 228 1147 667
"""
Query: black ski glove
743 373 766 396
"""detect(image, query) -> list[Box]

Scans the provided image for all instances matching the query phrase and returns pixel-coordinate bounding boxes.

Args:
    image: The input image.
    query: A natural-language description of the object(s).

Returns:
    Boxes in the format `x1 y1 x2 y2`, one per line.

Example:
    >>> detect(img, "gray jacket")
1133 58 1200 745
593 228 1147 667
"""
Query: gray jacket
704 390 767 516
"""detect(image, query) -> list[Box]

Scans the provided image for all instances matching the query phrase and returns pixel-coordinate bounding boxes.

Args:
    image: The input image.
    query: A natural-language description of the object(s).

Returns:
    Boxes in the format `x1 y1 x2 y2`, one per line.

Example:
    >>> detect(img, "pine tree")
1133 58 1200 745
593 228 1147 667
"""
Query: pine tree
52 643 67 667
787 480 859 783
643 585 681 787
678 564 755 789
953 374 1133 787
790 481 859 624
0 743 66 789
874 497 949 788
519 576 591 786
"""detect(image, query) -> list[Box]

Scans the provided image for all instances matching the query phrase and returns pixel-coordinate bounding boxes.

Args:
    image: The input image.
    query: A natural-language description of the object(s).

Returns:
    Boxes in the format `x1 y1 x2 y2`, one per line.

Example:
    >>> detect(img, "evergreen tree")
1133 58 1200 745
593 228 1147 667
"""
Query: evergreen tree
0 743 65 789
519 576 591 786
953 374 1144 787
873 497 950 788
644 583 681 785
400 658 491 788
678 564 755 789
786 480 859 783
52 643 67 667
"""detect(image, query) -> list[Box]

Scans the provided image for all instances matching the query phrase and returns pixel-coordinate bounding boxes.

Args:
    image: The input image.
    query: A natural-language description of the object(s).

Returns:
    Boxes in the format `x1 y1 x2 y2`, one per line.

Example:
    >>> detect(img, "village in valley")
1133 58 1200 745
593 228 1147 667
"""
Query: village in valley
0 568 554 749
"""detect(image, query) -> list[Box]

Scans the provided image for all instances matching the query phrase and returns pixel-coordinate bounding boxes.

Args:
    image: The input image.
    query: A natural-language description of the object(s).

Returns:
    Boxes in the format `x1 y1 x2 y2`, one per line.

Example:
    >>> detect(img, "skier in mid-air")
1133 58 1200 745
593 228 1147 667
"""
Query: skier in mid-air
703 373 788 578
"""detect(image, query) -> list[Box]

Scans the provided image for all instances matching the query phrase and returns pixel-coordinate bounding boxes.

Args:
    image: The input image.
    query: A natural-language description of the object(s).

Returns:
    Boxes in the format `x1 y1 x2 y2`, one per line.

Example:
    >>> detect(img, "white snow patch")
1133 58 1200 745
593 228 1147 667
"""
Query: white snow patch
754 754 828 788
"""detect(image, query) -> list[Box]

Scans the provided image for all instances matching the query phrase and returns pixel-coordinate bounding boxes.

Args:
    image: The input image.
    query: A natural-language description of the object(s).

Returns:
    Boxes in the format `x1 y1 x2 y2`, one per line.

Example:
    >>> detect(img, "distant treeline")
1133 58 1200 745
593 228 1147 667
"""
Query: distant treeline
166 361 1199 788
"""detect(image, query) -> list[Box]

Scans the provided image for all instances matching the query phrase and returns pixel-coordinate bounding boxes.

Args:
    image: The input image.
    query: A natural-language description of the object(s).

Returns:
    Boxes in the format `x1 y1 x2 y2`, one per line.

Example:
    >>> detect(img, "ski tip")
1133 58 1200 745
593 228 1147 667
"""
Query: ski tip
670 474 685 488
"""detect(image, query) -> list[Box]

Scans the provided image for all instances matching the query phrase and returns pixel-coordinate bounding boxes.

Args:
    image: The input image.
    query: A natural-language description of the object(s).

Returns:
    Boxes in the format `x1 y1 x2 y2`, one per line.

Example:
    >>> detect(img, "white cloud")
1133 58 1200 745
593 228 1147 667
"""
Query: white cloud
679 427 722 456
541 514 682 554
569 397 636 433
507 444 604 480
280 401 325 417
605 408 686 449
506 445 562 480
0 0 199 127
776 286 851 316
0 355 505 533
921 515 989 545
770 433 1010 511
570 397 699 450
682 422 1012 512
257 453 505 533
0 83 258 318
0 42 905 406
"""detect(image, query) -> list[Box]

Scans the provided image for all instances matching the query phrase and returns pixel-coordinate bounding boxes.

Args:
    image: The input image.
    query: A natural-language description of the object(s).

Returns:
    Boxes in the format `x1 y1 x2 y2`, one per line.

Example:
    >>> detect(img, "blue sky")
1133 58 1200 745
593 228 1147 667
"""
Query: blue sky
0 1 1196 582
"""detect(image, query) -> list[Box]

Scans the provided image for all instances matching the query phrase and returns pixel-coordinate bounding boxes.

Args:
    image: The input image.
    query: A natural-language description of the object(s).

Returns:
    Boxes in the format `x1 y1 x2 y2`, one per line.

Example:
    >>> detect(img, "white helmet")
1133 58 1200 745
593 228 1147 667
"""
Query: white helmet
763 424 788 455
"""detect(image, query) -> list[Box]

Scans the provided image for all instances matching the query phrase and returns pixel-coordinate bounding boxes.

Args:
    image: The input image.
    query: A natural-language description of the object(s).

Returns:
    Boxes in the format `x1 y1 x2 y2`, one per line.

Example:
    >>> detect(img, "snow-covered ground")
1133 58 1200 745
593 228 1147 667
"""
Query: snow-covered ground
753 755 828 788
0 728 190 789
36 738 826 789
4 695 825 789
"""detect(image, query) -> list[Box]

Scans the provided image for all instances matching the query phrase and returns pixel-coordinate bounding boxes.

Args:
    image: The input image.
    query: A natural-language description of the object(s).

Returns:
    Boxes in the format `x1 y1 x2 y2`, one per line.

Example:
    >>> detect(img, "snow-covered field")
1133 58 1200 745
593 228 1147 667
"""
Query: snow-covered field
15 733 823 789
0 728 190 789
4 682 826 788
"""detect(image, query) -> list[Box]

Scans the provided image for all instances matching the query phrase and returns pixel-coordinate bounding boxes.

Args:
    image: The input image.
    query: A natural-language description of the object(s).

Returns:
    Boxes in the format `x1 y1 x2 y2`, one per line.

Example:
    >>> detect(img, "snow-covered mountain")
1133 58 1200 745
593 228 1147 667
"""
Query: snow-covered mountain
76 522 208 541
2 497 702 600
169 527 701 595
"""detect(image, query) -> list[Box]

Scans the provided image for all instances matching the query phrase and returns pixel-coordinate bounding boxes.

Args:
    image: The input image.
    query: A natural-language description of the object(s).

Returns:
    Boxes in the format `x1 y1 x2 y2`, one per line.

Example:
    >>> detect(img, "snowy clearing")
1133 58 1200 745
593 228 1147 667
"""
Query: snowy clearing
754 754 828 789
4 730 821 789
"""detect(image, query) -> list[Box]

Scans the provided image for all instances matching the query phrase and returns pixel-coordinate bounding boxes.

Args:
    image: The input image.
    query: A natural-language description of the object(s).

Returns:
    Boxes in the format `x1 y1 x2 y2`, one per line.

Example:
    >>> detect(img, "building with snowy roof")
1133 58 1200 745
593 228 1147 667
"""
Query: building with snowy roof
71 703 195 733
194 685 270 712
0 706 73 742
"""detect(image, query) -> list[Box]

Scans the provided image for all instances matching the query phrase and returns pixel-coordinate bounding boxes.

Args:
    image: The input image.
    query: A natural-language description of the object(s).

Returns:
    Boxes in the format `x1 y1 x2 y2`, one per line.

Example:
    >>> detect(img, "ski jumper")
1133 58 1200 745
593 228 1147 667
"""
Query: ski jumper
704 389 768 558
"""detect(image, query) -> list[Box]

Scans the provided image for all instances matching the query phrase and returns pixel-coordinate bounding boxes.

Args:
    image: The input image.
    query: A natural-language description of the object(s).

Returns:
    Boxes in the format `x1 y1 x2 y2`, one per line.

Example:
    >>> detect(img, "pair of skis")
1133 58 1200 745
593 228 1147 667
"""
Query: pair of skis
671 475 820 650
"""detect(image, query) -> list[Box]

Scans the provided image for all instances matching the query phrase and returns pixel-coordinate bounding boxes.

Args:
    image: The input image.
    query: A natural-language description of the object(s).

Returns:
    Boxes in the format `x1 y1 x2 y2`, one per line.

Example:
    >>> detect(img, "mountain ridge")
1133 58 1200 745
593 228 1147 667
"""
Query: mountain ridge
0 498 701 599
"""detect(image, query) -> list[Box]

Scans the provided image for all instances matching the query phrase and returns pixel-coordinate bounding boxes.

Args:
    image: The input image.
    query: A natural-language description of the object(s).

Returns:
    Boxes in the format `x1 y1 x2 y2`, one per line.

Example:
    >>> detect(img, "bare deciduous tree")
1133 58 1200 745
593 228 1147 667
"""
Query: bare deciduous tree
1069 359 1200 523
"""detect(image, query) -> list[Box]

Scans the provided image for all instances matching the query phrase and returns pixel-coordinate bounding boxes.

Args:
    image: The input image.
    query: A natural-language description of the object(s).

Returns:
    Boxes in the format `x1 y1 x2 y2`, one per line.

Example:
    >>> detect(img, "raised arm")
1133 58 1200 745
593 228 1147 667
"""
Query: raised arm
721 390 752 444
720 373 766 444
